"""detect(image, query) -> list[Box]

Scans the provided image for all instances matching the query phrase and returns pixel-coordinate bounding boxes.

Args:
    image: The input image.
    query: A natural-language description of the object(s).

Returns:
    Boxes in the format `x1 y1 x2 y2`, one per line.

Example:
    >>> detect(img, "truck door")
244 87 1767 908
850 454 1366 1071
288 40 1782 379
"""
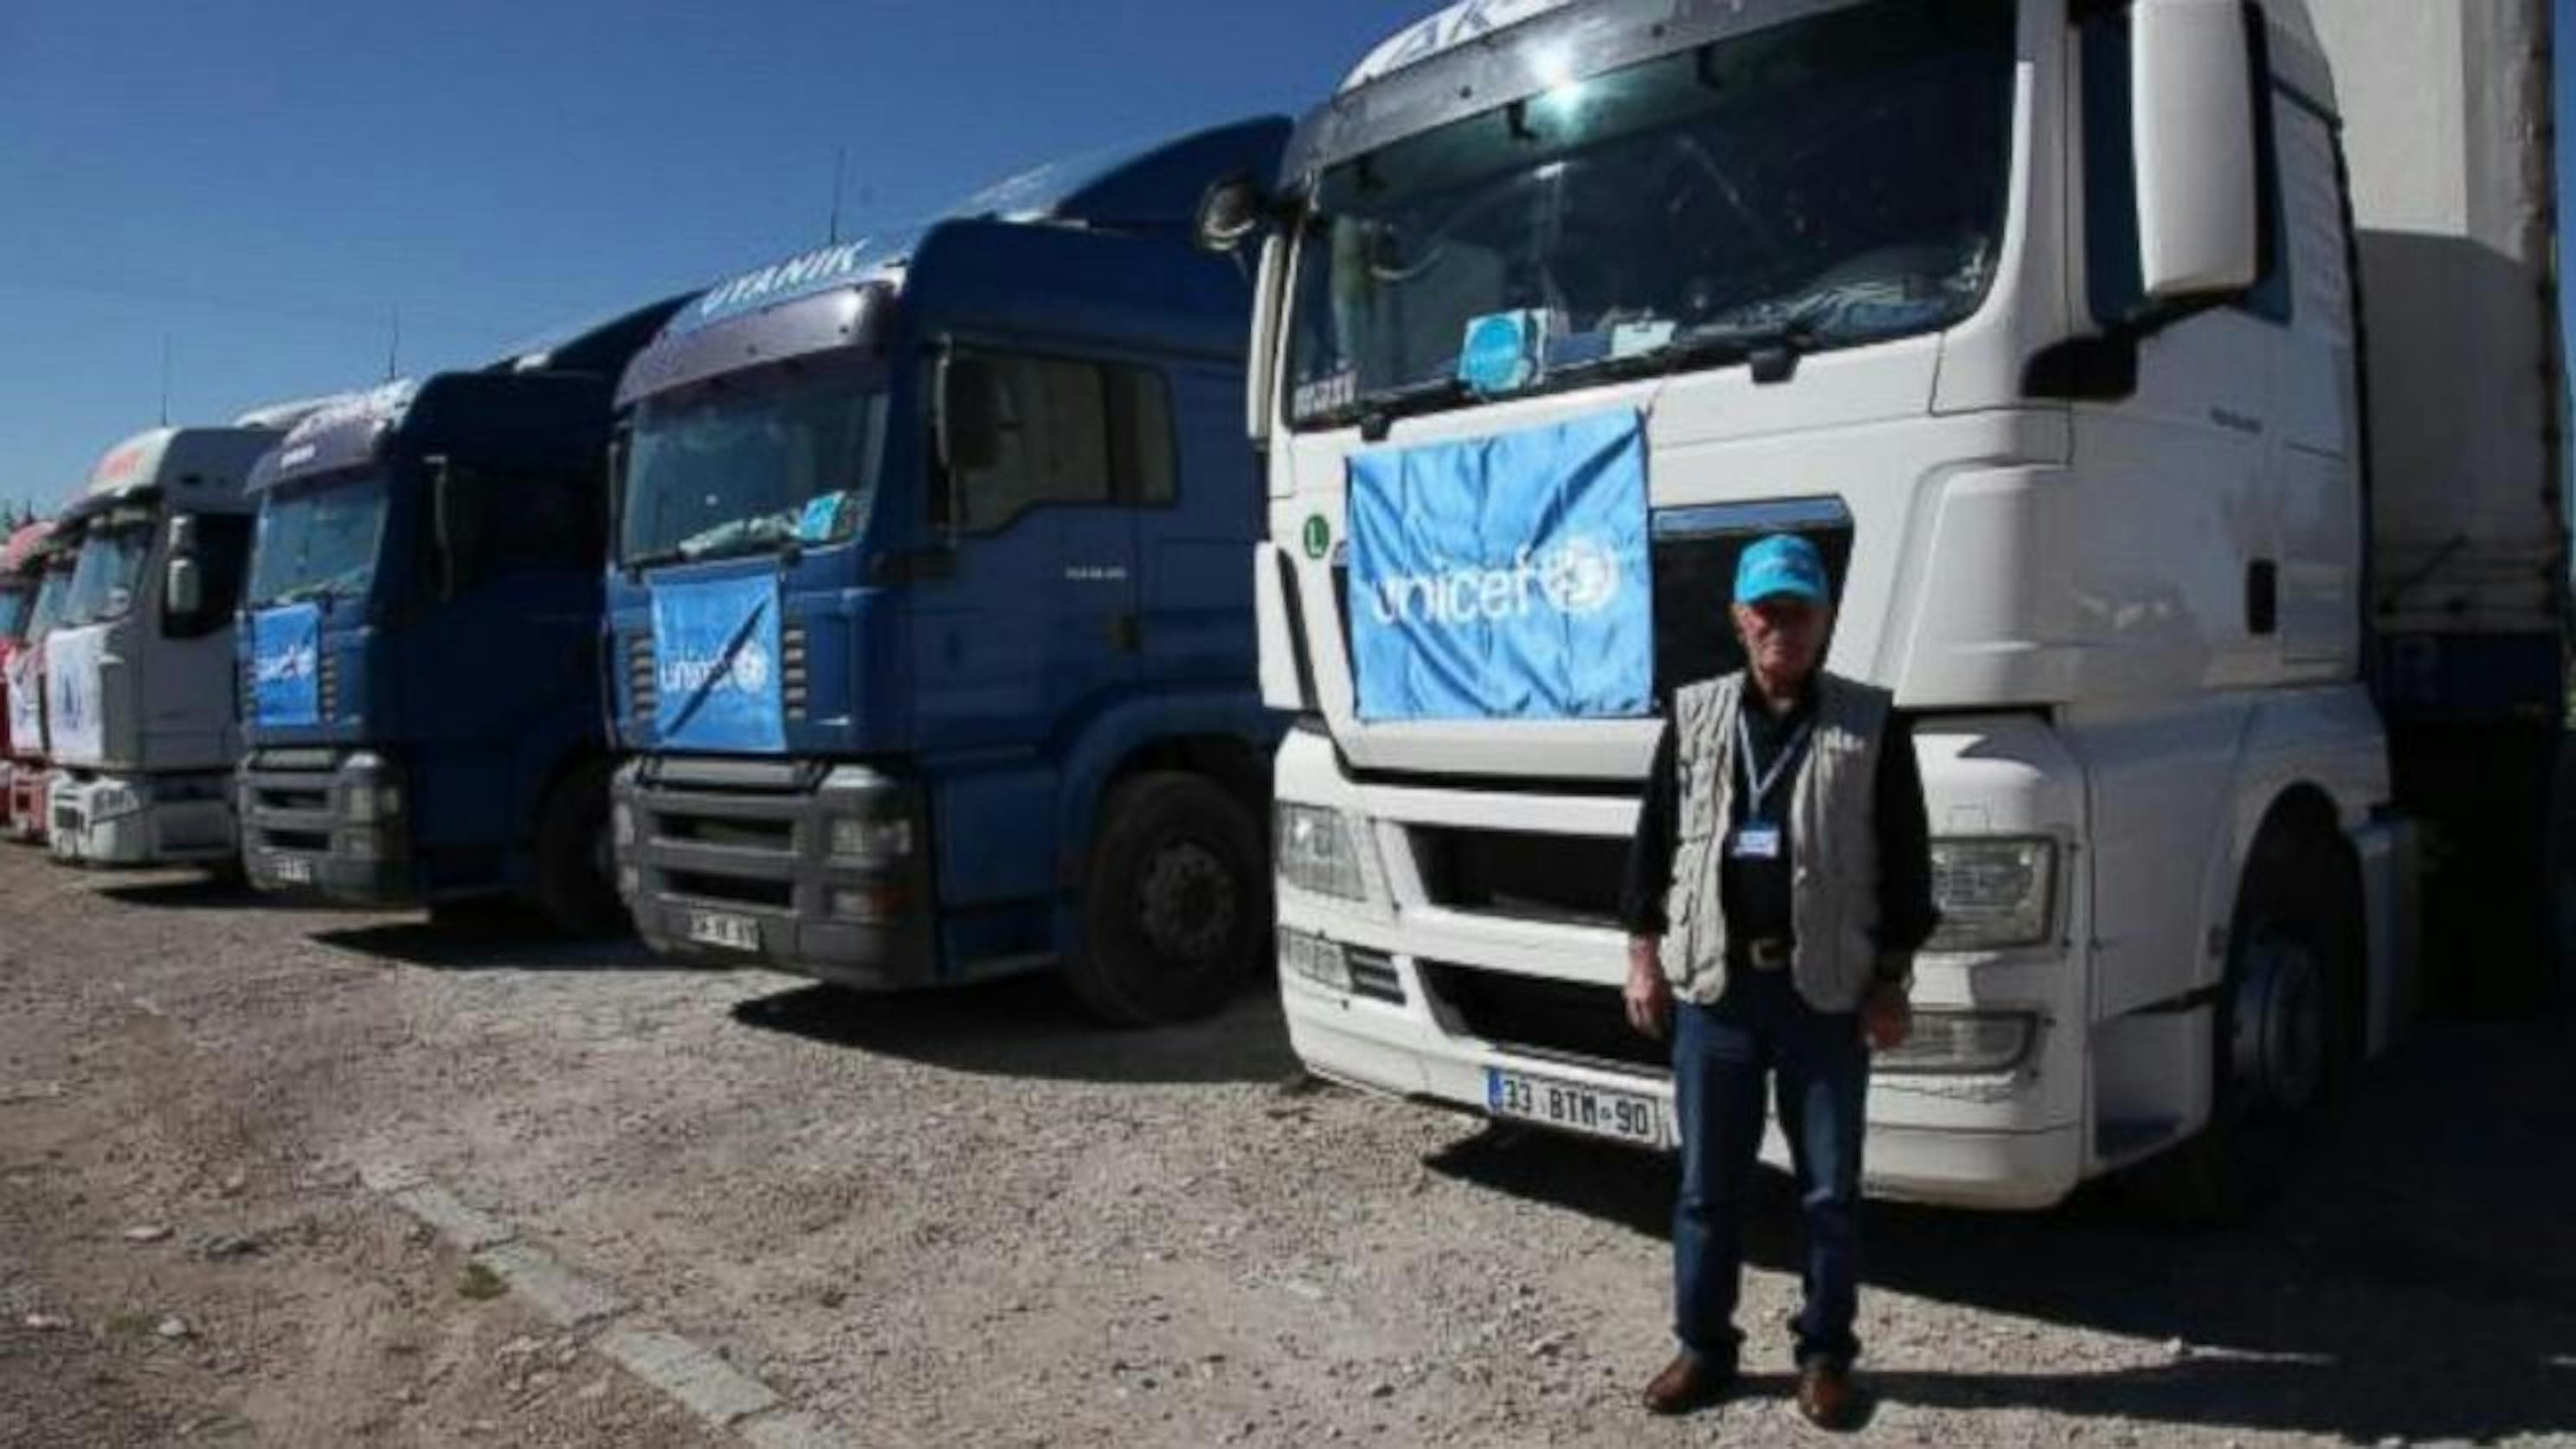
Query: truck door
908 345 1142 903
1126 357 1252 693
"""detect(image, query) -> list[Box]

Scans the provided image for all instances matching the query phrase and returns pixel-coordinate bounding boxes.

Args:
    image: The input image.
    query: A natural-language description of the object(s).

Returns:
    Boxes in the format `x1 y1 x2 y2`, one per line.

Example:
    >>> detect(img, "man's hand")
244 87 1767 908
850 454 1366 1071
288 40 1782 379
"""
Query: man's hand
1860 980 1912 1052
1624 937 1672 1040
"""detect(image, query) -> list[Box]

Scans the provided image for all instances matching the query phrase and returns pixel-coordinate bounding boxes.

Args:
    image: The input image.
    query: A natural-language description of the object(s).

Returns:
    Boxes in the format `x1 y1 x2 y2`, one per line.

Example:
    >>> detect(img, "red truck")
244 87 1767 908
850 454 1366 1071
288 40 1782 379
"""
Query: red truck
2 519 66 842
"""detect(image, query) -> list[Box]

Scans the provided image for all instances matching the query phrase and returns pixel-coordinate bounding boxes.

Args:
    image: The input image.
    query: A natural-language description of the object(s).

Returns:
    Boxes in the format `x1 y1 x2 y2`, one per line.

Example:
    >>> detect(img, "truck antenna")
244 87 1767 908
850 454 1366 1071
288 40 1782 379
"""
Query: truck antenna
828 145 847 244
385 306 402 383
158 333 172 426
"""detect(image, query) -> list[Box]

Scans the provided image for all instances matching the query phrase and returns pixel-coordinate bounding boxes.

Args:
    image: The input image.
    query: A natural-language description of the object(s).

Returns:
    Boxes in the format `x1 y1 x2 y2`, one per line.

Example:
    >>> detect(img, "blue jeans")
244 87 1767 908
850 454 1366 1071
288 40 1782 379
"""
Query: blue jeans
1671 968 1869 1370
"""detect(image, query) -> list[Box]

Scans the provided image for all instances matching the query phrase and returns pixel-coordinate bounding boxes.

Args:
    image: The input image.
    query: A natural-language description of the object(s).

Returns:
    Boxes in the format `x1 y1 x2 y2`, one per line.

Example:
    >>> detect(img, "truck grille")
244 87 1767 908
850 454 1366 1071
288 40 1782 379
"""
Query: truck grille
318 649 339 721
626 632 657 724
1411 828 1629 929
782 621 808 722
627 757 819 911
1346 945 1404 1004
1423 963 1666 1073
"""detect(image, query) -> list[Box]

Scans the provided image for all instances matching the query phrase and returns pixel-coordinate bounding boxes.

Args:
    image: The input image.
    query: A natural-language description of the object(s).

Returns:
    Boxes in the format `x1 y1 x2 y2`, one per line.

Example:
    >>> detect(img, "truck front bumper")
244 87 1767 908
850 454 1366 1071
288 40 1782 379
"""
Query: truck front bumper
237 749 412 904
613 755 935 988
47 770 236 867
1271 725 2089 1212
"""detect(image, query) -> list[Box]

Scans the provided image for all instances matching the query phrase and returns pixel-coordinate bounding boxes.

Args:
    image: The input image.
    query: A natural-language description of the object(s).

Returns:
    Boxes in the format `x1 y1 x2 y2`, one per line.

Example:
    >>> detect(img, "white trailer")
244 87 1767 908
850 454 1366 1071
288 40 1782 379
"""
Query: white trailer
1223 0 2560 1213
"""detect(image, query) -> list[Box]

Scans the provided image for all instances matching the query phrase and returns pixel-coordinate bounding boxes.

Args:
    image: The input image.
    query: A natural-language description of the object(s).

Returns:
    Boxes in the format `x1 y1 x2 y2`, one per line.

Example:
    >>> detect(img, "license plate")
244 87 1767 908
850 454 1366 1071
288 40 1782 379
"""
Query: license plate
686 910 762 953
1485 1067 1664 1146
269 854 315 885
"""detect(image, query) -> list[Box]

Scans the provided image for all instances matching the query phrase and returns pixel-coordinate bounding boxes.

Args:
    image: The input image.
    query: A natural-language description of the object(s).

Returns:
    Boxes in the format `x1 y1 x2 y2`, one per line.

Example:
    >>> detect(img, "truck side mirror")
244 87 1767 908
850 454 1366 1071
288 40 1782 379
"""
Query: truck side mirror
604 428 632 568
429 456 489 601
164 556 204 620
933 350 1003 484
2131 0 2260 301
1195 175 1269 254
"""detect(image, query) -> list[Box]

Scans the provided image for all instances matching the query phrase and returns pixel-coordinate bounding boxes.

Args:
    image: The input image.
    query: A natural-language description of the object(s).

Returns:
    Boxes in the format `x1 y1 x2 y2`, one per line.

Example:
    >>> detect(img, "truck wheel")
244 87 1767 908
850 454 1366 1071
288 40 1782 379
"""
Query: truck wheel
534 762 628 940
1066 771 1267 1027
2132 821 2359 1224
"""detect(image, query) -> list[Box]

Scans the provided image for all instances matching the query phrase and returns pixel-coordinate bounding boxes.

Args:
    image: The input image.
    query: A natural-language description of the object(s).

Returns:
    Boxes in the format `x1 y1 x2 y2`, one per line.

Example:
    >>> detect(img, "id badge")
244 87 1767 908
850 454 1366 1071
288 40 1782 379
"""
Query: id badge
1729 824 1783 860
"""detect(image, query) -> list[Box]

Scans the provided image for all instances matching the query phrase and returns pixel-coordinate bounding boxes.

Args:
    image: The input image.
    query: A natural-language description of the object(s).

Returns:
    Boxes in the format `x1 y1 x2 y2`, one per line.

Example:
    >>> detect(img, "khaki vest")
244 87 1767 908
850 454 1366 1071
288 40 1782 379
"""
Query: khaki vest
1657 670 1891 1013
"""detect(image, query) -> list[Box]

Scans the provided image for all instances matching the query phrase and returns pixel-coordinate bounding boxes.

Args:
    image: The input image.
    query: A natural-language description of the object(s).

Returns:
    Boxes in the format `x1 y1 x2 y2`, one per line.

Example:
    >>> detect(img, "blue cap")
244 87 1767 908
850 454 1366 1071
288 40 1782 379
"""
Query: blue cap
1733 533 1829 607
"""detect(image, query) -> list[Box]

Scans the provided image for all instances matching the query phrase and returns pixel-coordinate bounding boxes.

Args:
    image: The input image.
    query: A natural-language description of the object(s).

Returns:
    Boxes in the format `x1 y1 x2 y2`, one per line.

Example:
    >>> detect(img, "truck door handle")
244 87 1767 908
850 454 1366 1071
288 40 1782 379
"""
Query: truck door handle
2246 559 2278 637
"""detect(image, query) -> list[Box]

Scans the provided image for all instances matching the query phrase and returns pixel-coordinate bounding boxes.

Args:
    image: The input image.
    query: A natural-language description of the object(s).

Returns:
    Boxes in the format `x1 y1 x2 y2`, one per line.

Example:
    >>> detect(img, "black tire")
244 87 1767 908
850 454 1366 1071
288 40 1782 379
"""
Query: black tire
531 760 628 940
2130 821 2360 1224
1065 771 1268 1027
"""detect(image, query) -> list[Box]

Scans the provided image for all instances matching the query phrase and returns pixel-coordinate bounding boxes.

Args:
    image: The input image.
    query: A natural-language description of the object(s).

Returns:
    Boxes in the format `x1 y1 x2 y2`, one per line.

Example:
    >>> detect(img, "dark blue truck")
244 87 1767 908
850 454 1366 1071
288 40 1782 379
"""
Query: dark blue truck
235 299 685 931
607 118 1286 1022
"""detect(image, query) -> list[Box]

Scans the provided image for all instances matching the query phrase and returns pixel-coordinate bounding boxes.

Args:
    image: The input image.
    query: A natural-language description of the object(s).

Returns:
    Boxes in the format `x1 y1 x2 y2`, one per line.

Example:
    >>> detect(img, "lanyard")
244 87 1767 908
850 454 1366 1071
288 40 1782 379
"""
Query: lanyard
1735 713 1813 822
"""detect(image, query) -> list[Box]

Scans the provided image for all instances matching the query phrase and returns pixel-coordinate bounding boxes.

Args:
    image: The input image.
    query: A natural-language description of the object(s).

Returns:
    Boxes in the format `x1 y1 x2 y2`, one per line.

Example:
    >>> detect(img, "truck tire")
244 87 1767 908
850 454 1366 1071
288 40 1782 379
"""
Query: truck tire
532 761 628 940
2131 819 2360 1224
1066 771 1267 1027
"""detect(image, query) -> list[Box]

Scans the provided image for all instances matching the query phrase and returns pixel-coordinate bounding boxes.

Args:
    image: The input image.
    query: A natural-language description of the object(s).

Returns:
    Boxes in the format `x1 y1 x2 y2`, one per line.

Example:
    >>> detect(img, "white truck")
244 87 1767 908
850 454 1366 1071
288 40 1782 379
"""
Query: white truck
1213 0 2560 1214
45 402 330 866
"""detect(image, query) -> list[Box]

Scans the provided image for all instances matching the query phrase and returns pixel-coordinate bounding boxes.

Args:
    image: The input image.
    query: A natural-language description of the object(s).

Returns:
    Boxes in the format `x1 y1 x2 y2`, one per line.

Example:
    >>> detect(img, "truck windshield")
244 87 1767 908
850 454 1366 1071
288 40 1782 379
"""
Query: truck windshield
249 474 391 609
60 519 155 626
1286 0 2016 428
0 584 30 639
25 564 71 640
620 367 886 569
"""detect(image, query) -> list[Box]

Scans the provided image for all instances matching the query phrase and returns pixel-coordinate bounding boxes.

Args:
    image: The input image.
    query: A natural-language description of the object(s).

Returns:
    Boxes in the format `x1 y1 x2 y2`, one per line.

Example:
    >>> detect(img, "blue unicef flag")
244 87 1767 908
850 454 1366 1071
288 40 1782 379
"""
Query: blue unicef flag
249 604 323 727
652 575 786 752
1348 409 1652 721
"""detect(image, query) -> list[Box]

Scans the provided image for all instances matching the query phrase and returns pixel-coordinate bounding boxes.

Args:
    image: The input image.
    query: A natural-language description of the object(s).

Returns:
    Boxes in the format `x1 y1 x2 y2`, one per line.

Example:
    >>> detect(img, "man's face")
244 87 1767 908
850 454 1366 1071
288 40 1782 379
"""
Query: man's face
1734 596 1828 683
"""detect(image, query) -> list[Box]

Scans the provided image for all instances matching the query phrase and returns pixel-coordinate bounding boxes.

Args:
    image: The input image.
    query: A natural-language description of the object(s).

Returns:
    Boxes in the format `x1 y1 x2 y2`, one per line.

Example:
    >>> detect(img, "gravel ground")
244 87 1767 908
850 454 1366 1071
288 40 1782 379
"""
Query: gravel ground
1 847 2570 1447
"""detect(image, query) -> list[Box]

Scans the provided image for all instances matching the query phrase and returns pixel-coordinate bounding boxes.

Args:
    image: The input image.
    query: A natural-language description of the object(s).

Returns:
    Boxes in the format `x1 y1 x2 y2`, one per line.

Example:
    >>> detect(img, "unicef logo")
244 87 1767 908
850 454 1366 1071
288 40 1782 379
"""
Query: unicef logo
1366 533 1629 627
661 640 774 698
729 641 771 694
254 642 316 686
1540 535 1621 616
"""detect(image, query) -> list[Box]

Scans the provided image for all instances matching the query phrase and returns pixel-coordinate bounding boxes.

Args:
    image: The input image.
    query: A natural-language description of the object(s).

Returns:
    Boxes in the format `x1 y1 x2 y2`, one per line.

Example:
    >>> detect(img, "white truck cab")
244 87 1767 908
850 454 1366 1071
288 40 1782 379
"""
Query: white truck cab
1227 0 2553 1213
45 417 303 866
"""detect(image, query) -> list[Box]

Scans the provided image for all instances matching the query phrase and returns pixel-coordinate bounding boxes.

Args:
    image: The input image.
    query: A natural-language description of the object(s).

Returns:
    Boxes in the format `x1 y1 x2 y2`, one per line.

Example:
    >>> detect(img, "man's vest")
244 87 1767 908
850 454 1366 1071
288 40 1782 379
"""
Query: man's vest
1657 669 1892 1013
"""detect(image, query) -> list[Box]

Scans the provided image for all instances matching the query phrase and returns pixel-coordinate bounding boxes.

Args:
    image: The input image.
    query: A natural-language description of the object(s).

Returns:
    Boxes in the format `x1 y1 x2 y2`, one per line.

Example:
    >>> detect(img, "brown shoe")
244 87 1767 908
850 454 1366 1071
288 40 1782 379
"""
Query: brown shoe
1641 1351 1734 1415
1795 1360 1861 1431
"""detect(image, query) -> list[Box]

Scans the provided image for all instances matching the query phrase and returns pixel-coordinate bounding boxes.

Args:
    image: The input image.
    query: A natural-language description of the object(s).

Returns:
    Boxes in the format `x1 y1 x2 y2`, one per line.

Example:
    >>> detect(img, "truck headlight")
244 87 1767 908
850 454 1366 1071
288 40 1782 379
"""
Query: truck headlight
338 752 402 825
1276 803 1364 899
1278 927 1352 992
1928 838 2056 950
818 765 918 861
1876 1010 2038 1075
828 815 913 860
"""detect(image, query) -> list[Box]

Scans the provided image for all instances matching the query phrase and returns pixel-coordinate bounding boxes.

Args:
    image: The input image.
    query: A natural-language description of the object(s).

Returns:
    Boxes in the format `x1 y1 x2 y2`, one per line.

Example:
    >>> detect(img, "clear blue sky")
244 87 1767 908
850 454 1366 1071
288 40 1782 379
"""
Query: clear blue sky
0 0 1426 515
5 3 2573 521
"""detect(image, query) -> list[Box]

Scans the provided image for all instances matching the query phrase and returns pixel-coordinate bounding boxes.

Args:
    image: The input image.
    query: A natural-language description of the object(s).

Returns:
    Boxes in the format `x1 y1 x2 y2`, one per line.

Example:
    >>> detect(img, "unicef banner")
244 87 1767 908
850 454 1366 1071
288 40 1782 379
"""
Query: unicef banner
651 575 786 753
45 626 107 765
3 650 40 751
249 604 322 727
1348 409 1652 721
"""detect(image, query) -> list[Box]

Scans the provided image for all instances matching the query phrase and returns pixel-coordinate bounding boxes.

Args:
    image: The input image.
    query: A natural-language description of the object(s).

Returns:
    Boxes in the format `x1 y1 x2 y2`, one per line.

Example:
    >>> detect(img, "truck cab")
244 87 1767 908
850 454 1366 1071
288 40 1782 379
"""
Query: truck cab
235 299 685 931
609 117 1289 1022
0 519 57 836
1224 0 2532 1213
3 521 73 843
45 421 302 866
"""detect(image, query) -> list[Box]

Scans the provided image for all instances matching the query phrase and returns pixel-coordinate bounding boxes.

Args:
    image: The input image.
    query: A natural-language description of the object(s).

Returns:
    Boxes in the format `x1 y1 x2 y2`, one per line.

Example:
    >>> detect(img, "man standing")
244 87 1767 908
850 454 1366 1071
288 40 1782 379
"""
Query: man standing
1620 532 1937 1429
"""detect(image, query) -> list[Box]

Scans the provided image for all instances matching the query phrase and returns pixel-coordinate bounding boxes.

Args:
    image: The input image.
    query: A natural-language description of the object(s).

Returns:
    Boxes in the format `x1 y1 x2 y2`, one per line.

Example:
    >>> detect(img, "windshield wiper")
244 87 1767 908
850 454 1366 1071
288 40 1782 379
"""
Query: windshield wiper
1303 375 1478 442
627 510 802 574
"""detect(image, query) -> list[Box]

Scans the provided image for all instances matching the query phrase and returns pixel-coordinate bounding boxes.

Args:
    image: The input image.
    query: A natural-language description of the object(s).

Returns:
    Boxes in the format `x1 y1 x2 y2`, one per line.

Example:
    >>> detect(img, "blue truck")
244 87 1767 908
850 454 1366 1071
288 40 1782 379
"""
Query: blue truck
235 299 686 931
607 117 1287 1022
